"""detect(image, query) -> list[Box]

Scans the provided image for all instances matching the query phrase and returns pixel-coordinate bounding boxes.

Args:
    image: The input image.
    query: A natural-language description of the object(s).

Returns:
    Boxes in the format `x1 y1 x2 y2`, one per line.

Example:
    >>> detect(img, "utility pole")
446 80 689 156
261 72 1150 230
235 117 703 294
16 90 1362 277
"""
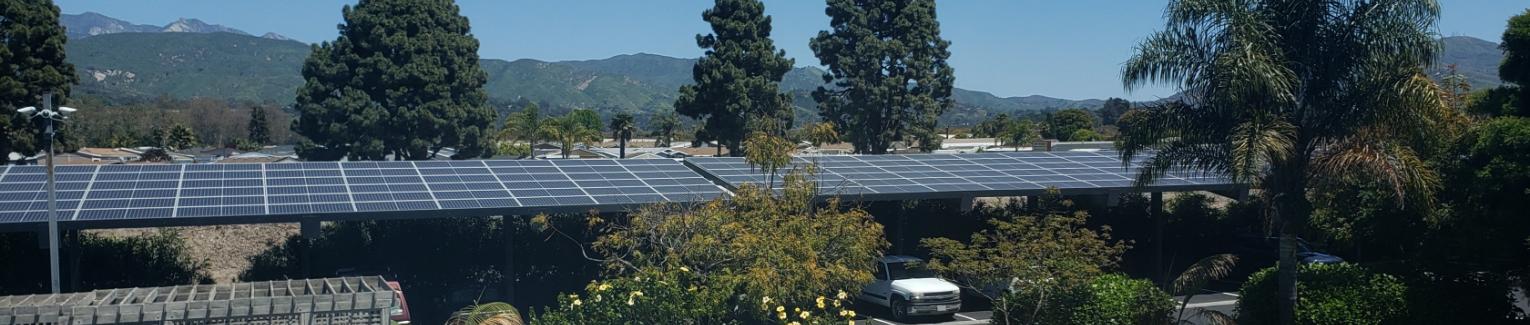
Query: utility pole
21 91 75 293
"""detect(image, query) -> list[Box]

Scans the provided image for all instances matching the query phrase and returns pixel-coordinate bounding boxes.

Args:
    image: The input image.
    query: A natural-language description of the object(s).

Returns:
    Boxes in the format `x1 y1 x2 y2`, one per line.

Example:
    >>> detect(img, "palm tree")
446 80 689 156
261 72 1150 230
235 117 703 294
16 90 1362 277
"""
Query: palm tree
1172 254 1239 325
447 302 524 325
1120 1 1448 323
608 113 637 158
650 112 681 148
539 117 601 159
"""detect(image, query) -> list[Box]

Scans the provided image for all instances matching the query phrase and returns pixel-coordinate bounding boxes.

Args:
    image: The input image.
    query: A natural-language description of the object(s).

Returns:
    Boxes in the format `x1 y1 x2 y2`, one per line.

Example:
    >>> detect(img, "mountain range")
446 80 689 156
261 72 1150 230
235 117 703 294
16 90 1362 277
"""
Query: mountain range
58 13 1508 124
61 12 289 41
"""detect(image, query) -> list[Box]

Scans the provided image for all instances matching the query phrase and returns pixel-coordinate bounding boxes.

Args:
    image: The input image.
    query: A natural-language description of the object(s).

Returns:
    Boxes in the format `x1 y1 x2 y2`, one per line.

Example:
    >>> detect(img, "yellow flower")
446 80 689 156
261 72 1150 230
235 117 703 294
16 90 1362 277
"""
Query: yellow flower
632 291 644 297
776 306 785 312
762 296 772 305
848 321 855 325
597 283 612 292
799 310 810 319
788 322 800 325
572 299 582 307
847 310 856 318
833 299 841 308
838 310 848 316
778 311 787 320
836 290 848 300
626 297 635 306
816 296 826 309
679 266 690 272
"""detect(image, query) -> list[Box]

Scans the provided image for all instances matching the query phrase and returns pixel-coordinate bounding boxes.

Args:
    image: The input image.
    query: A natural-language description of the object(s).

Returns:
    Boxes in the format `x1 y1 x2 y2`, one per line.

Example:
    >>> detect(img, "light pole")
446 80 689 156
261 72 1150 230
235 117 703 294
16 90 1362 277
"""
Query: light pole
18 91 76 294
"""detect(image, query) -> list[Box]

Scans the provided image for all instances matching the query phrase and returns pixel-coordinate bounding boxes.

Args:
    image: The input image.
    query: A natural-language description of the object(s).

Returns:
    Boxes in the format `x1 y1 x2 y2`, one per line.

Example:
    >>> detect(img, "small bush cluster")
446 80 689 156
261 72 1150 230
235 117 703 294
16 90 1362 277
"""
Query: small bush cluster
1238 263 1407 325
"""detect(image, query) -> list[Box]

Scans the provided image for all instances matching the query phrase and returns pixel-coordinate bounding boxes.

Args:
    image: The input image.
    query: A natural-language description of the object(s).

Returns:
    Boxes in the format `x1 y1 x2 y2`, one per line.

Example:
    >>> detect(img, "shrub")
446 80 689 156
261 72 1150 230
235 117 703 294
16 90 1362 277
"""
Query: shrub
995 273 1171 324
531 266 857 325
1072 274 1174 324
1238 263 1407 325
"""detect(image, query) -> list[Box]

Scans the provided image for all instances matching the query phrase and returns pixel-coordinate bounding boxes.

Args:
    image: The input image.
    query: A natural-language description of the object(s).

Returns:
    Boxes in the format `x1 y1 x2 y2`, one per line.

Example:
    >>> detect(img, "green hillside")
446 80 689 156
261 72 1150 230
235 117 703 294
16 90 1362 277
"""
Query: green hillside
66 32 310 103
67 31 1502 123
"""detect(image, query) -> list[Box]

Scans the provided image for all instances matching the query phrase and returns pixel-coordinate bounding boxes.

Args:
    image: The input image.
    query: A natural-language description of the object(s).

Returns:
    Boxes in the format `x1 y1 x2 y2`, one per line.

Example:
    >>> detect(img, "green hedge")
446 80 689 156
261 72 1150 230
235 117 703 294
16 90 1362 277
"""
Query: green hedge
998 274 1173 324
1238 263 1407 325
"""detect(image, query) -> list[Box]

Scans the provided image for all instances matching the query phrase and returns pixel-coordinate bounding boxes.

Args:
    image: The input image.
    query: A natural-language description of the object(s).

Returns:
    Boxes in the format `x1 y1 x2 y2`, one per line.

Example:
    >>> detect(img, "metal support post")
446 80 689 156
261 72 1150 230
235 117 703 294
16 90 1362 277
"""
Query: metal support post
1151 192 1165 287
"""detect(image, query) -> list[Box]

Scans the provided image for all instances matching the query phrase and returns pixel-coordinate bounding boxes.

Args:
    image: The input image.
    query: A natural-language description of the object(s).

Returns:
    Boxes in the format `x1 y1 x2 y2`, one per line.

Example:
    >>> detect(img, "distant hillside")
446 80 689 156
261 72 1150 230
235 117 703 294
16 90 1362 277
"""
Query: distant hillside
66 32 310 104
65 32 1104 120
1434 36 1504 90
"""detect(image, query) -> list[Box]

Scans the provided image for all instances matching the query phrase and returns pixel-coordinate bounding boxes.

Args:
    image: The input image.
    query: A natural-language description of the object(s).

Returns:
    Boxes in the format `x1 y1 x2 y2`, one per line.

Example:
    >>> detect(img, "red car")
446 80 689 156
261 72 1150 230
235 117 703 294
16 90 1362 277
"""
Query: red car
385 281 413 324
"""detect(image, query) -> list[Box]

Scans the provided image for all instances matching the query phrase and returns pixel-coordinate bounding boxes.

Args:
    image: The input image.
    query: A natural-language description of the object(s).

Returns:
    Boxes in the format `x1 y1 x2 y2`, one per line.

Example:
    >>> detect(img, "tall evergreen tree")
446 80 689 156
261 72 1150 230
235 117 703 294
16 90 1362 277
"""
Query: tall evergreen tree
1501 9 1530 115
675 0 795 157
292 0 496 161
1098 98 1132 126
810 0 954 154
0 0 75 162
247 105 271 145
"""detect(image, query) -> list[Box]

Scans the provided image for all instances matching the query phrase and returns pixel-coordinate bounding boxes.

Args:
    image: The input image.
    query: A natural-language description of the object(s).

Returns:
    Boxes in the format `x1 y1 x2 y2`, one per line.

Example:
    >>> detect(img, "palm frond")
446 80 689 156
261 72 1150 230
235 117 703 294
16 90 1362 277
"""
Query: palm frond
1309 129 1440 208
447 302 524 325
1172 254 1239 296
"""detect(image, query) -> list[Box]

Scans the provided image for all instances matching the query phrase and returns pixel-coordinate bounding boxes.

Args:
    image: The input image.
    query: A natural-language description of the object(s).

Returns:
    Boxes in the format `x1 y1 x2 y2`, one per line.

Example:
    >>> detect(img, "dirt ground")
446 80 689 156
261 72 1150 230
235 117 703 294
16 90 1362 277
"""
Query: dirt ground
87 223 299 283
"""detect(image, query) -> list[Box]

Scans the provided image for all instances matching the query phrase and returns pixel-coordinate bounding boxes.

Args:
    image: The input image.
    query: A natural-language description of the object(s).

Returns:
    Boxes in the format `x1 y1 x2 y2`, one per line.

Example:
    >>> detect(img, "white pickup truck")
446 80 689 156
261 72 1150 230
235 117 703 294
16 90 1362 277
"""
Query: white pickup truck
858 256 962 321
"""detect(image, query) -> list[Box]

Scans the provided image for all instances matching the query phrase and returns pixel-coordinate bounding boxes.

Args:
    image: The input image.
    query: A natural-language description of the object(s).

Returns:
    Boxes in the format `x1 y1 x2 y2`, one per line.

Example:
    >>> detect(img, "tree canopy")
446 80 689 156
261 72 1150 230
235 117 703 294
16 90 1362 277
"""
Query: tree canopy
810 0 955 154
1046 108 1096 141
675 0 795 157
292 0 496 161
0 0 76 162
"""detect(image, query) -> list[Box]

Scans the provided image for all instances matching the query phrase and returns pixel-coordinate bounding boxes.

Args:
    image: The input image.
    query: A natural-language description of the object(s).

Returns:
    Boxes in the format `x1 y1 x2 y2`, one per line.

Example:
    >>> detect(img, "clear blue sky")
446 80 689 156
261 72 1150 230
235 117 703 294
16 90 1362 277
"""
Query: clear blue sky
54 0 1528 101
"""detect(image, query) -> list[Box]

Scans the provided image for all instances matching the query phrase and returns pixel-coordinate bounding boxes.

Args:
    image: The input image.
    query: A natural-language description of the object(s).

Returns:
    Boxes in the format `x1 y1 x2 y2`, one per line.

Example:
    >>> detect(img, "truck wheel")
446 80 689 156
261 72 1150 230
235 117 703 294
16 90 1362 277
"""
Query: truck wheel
891 297 910 321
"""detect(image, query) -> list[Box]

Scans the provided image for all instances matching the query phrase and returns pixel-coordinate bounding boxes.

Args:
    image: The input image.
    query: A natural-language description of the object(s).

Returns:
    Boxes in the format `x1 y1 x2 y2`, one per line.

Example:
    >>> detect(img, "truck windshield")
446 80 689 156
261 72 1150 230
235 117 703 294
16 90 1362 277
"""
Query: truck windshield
887 262 936 280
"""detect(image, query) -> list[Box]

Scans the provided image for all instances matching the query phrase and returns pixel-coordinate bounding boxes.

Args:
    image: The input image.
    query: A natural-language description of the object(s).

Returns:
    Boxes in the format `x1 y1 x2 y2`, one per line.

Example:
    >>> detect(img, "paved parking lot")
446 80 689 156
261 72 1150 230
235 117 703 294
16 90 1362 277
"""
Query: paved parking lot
851 292 1239 325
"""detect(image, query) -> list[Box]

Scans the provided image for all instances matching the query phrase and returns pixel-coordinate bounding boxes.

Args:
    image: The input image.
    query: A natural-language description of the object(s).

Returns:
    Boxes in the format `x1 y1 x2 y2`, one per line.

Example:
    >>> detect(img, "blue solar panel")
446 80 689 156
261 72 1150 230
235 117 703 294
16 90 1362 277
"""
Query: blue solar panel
0 159 727 227
686 151 1237 198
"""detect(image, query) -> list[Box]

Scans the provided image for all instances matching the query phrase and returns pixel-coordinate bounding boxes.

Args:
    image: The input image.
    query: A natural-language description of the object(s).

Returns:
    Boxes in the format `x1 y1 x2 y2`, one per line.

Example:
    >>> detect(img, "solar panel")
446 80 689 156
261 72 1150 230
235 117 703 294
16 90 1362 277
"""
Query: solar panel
0 159 725 227
686 151 1238 199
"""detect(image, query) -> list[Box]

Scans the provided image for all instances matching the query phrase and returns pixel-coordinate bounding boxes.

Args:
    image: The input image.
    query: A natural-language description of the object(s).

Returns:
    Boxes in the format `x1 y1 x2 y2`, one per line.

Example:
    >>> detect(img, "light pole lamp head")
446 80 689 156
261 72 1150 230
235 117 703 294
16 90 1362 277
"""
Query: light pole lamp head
17 106 37 115
57 107 77 114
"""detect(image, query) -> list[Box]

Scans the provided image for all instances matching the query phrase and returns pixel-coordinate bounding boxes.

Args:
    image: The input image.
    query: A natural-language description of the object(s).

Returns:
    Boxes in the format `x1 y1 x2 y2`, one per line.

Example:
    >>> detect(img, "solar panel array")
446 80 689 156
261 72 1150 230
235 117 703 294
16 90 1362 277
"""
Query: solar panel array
0 159 724 226
685 151 1234 197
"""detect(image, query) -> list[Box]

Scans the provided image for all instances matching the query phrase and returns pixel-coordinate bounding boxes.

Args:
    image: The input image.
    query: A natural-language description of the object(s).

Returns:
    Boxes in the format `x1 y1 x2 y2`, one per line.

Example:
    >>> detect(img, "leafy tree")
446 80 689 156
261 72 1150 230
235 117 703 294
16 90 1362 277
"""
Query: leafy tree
292 0 496 161
166 123 199 150
0 0 76 163
648 111 681 148
1098 98 1132 126
247 105 270 145
536 170 887 319
975 113 1011 144
566 109 603 135
675 0 795 157
810 0 954 154
1002 119 1040 151
1120 1 1446 322
922 193 1128 323
744 131 794 187
538 115 601 159
1046 108 1096 141
805 122 840 148
608 113 636 158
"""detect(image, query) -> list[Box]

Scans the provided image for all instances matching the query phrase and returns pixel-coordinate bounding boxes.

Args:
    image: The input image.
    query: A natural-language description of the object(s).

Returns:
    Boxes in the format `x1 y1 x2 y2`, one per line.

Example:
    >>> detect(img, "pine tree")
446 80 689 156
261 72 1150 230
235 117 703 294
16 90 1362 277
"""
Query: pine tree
292 0 496 161
675 0 795 157
247 105 271 145
0 0 76 162
810 0 954 154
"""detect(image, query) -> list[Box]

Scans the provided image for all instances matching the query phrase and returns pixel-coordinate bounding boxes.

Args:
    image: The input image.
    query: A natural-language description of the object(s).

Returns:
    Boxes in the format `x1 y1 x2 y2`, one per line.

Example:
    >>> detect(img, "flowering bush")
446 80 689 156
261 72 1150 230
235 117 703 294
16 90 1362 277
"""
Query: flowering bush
531 266 857 324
